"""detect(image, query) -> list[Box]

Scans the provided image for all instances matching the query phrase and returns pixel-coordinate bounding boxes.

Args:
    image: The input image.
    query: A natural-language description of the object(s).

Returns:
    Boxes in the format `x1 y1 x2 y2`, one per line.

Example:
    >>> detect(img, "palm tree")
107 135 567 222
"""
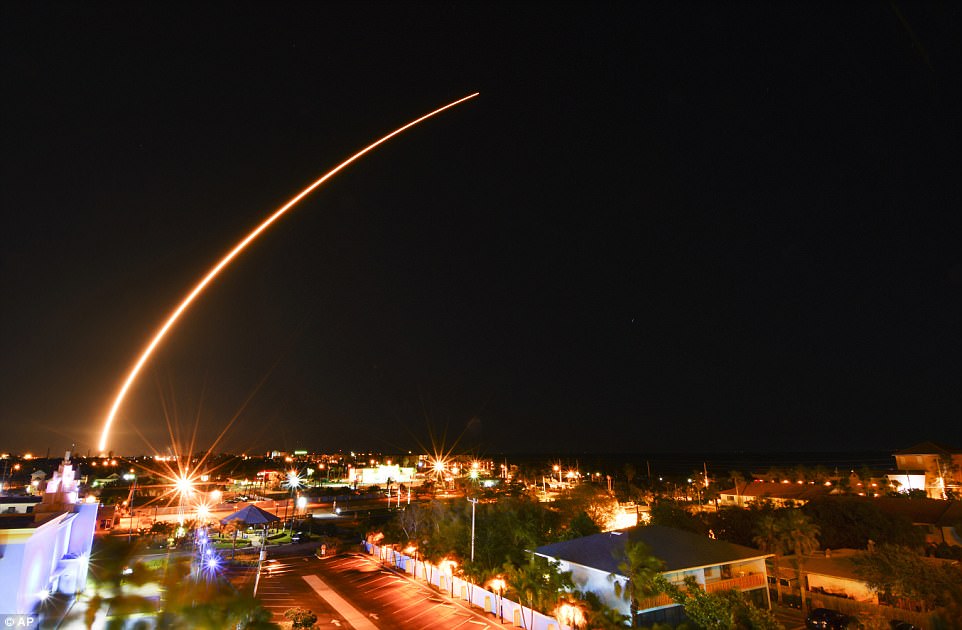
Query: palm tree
505 556 572 629
505 560 542 629
223 519 246 560
624 463 637 501
611 540 665 626
81 537 158 628
729 470 745 505
777 509 820 610
752 513 786 604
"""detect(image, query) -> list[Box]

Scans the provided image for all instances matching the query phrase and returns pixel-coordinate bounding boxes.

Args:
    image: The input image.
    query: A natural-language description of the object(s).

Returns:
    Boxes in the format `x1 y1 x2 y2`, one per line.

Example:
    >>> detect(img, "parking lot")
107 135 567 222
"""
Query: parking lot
232 552 505 629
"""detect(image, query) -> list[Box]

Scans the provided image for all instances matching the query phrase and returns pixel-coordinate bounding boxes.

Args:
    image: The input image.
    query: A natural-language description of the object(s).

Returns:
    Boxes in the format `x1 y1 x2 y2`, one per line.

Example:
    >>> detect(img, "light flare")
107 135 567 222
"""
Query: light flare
98 92 479 451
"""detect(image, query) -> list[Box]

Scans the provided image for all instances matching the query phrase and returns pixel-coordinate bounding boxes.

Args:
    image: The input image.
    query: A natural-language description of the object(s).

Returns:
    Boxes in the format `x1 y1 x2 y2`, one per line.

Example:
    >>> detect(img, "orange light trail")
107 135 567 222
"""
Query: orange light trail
98 92 479 451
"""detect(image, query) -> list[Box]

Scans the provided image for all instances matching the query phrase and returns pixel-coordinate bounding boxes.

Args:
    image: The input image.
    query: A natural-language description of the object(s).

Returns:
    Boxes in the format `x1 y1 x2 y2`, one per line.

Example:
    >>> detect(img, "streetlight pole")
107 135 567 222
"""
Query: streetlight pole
468 497 478 562
127 477 138 543
489 579 505 624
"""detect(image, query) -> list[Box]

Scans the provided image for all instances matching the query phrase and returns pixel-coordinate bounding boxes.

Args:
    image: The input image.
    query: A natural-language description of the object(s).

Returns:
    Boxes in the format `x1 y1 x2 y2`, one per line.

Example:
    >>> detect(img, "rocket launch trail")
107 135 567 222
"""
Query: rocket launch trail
98 93 479 451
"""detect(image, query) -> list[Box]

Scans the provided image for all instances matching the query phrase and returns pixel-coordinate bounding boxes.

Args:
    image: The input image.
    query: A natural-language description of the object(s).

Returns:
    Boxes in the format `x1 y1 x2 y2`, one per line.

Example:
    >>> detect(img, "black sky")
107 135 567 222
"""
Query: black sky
1 2 959 455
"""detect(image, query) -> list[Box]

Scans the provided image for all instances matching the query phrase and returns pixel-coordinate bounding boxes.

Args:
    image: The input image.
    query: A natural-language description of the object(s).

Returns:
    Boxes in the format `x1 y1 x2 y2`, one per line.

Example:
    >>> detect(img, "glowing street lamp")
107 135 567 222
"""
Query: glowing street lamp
556 602 585 630
439 559 458 597
175 475 194 499
489 578 506 624
283 470 303 532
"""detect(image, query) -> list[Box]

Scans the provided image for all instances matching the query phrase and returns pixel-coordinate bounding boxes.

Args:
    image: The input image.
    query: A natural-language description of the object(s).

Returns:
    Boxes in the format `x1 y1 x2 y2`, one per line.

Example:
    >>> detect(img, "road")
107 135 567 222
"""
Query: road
230 552 507 630
771 603 806 630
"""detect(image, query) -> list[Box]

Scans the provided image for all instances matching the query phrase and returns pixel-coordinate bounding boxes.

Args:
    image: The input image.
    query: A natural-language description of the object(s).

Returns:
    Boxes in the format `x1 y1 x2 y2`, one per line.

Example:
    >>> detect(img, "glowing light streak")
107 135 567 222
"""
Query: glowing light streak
98 92 479 451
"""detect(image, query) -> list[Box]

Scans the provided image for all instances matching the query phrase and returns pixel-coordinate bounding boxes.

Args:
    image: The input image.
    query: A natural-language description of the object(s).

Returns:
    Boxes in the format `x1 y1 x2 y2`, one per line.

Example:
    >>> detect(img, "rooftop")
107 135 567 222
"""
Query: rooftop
894 442 961 456
535 525 769 575
721 481 833 501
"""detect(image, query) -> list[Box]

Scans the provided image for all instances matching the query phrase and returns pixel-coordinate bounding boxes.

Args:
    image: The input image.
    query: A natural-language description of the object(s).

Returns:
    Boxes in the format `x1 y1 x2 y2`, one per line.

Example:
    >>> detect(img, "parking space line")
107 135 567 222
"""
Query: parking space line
303 574 379 630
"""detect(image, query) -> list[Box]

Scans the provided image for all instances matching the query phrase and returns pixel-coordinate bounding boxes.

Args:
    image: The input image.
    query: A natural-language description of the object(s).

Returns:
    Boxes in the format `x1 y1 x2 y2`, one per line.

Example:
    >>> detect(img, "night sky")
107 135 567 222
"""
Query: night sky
1 2 958 456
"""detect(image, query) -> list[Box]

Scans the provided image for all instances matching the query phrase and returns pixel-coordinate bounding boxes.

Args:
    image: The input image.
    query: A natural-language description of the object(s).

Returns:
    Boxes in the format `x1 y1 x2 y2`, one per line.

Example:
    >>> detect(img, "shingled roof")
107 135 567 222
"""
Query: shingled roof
894 441 961 456
871 497 962 527
534 525 770 576
720 481 833 501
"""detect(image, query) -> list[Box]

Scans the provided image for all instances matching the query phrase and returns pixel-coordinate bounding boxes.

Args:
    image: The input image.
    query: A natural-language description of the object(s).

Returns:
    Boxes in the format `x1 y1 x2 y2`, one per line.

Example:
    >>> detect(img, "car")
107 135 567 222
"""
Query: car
806 608 860 630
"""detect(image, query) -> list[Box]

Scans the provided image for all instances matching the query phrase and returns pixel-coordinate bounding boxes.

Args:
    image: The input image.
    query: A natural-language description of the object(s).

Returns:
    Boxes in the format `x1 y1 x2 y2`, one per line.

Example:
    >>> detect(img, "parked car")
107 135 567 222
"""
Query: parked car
806 608 860 630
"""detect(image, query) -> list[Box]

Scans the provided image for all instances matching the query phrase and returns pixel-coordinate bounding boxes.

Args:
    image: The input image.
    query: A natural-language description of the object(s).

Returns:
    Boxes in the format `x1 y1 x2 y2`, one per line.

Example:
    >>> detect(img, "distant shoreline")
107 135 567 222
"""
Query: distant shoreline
480 451 894 478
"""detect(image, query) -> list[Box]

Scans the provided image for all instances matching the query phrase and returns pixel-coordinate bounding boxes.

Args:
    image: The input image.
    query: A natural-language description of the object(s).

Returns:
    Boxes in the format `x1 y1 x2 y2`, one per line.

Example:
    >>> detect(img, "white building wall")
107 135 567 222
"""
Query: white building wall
806 572 877 603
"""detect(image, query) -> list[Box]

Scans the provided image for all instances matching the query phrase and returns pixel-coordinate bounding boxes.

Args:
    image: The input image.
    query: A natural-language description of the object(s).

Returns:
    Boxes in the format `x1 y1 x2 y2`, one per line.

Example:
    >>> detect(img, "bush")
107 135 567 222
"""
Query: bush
284 607 318 628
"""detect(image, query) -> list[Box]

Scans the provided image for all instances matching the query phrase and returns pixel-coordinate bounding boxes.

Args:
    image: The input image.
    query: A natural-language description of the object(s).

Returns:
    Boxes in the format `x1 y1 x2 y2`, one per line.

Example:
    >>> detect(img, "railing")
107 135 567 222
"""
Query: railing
637 574 765 609
704 573 765 592
635 593 676 610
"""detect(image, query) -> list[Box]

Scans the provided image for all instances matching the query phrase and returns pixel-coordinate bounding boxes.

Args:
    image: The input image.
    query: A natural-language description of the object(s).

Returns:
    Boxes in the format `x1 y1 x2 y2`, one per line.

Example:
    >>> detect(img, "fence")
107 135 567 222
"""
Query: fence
365 542 575 630
807 593 934 630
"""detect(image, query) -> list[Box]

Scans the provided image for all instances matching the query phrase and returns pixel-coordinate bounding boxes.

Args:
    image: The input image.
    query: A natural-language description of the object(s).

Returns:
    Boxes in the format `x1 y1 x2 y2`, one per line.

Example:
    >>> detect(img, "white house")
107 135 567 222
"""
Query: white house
718 481 832 508
535 525 771 626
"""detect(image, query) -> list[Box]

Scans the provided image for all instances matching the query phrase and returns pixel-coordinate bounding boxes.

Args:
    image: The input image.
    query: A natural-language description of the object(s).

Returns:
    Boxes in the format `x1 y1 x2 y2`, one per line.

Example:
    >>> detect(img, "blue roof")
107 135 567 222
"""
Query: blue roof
535 525 768 575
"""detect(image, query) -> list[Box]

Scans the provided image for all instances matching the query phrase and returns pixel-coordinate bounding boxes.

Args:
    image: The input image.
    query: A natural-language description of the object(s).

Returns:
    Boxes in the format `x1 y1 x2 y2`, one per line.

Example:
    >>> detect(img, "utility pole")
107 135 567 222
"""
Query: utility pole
126 477 138 543
468 497 478 562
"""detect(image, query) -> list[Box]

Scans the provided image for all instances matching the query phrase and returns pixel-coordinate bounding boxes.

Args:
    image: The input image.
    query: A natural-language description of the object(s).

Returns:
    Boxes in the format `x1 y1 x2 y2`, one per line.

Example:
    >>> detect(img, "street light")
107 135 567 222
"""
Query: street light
556 602 585 630
468 497 479 562
283 470 303 533
439 559 457 597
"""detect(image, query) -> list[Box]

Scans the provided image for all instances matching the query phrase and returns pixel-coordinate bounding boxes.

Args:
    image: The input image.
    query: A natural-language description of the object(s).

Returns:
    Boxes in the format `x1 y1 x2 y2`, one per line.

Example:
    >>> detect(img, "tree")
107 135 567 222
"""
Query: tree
625 463 637 501
222 519 247 561
504 555 573 629
284 607 318 628
752 512 787 604
707 501 775 547
576 590 628 630
729 470 746 504
556 483 618 534
777 509 820 611
801 497 922 549
649 500 708 534
83 537 159 628
854 544 962 613
78 538 278 629
611 540 664 626
656 575 780 630
567 511 601 538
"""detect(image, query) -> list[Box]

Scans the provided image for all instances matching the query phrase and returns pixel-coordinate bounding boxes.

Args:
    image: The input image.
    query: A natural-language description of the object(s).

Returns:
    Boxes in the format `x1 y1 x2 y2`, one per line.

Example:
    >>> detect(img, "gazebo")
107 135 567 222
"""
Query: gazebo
220 504 280 528
220 505 280 558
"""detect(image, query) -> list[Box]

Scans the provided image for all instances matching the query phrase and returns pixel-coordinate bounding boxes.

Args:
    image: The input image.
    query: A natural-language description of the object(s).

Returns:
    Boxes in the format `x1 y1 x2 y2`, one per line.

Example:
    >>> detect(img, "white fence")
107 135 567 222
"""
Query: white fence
364 542 574 630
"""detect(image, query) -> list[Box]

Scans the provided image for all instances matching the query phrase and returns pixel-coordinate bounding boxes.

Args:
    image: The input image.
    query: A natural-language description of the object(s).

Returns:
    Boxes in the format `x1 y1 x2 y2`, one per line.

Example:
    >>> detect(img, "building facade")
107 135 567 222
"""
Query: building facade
0 453 97 619
535 525 771 625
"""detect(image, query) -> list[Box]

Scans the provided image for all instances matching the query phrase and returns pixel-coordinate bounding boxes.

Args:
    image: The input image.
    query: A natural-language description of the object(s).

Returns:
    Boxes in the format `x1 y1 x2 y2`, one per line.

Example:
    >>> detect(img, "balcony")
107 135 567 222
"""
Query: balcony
635 592 676 610
636 573 766 611
705 573 766 592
